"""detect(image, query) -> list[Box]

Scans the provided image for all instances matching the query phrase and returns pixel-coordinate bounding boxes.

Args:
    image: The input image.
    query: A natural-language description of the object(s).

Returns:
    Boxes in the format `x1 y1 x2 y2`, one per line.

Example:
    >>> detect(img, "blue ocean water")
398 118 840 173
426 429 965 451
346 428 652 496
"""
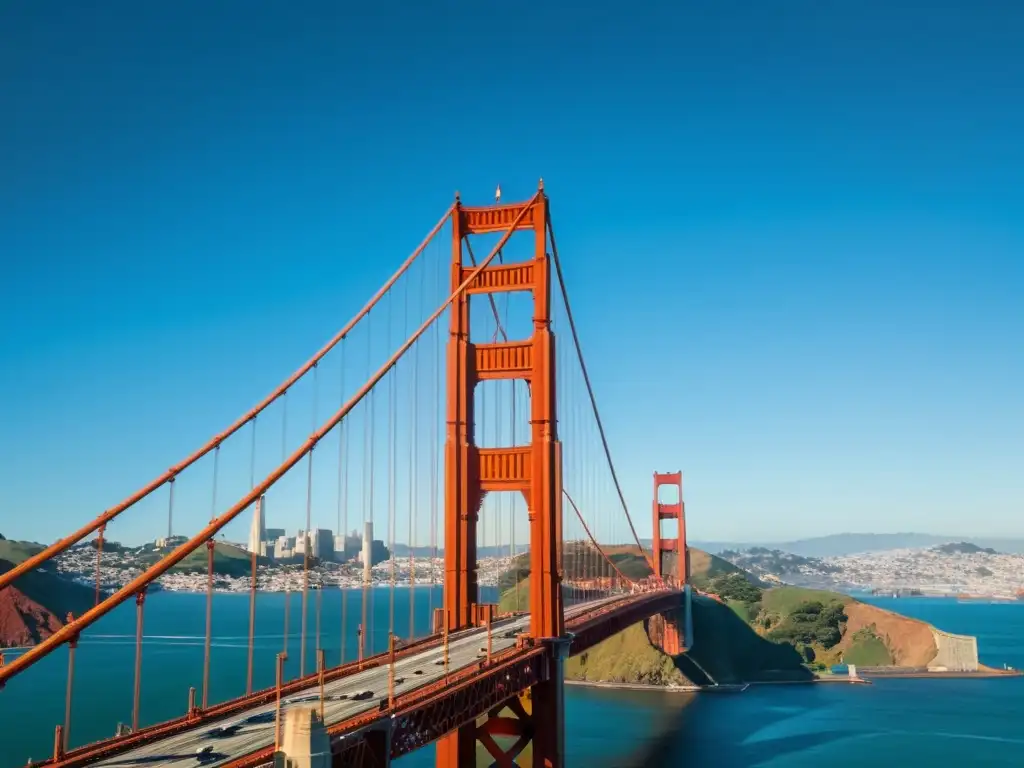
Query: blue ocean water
542 597 1024 768
1 592 1021 767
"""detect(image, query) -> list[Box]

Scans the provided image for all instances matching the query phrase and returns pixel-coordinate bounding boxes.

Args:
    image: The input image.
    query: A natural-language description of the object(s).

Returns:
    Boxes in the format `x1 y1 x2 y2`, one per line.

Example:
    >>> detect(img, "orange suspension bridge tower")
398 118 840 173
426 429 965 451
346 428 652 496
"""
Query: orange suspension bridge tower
439 184 567 767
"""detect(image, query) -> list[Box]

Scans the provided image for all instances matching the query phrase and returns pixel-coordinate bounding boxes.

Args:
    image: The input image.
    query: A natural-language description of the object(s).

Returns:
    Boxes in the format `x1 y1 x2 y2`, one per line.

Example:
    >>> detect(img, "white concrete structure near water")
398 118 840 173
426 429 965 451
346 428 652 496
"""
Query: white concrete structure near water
930 628 979 671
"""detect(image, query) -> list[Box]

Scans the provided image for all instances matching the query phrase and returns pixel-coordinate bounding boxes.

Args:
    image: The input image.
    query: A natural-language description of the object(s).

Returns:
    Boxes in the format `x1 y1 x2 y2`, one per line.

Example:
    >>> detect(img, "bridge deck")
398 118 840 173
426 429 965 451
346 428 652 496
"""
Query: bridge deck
57 596 645 768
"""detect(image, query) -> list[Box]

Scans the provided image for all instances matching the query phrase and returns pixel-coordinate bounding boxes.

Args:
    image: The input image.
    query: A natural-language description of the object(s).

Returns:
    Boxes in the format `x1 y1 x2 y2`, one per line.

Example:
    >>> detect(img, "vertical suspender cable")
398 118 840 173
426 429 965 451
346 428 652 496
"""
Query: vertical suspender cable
361 311 373 660
245 417 258 696
408 305 419 640
202 445 219 709
338 343 349 665
246 418 258 695
387 290 397 639
300 365 318 677
131 588 147 732
429 235 441 624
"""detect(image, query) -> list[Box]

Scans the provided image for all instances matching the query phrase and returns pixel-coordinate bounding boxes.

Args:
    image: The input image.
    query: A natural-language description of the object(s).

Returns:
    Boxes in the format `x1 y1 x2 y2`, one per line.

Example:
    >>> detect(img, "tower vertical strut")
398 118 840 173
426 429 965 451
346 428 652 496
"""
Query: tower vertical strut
652 471 687 587
437 186 567 768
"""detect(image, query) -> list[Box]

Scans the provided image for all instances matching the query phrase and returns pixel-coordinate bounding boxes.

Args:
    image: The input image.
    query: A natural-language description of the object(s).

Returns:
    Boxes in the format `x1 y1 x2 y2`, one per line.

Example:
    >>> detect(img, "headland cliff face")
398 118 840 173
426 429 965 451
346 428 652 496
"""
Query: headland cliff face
0 536 93 648
0 585 65 648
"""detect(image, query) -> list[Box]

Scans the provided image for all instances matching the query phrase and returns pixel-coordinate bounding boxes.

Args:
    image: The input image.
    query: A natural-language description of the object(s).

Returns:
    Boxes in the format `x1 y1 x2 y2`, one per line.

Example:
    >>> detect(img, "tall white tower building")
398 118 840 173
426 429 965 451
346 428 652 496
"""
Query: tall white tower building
248 495 267 554
361 521 373 585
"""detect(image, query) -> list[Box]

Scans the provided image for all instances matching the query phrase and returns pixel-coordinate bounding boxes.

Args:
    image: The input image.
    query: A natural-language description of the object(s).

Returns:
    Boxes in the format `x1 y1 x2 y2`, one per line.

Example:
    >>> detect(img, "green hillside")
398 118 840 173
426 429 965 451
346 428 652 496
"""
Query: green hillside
0 539 44 566
136 542 263 577
844 625 893 665
597 544 747 586
566 622 686 685
494 549 817 685
761 585 852 614
494 552 943 685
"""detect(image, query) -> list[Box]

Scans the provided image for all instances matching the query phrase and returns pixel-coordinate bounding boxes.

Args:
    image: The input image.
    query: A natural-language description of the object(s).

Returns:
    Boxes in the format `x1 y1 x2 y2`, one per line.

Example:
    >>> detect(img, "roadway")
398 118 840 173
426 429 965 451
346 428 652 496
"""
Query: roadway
84 597 621 767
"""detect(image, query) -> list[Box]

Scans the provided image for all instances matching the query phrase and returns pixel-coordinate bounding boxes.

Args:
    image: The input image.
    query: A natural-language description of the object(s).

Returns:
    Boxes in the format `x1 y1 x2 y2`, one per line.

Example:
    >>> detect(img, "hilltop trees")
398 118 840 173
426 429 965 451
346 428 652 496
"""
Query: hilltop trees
767 599 847 649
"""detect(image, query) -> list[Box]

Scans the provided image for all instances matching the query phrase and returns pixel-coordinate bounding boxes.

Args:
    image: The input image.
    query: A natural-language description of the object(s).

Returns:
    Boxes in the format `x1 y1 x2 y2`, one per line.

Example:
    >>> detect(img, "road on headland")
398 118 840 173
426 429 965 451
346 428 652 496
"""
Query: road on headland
85 597 621 767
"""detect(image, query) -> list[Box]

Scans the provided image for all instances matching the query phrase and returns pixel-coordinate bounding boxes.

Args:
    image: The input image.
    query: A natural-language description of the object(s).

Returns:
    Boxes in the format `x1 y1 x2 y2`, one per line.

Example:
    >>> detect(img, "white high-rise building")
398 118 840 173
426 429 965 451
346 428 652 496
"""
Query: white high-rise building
361 521 373 585
248 495 267 554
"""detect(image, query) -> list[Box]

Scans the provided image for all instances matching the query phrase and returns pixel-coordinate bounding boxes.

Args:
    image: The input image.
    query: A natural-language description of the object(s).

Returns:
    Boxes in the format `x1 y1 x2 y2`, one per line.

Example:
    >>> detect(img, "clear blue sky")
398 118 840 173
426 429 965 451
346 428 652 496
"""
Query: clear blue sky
1 1 1021 546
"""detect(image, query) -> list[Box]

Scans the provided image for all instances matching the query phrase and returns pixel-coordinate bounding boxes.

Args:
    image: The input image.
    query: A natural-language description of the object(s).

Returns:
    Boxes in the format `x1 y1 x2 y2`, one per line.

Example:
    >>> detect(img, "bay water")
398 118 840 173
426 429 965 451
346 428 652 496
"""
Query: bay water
1 591 1021 766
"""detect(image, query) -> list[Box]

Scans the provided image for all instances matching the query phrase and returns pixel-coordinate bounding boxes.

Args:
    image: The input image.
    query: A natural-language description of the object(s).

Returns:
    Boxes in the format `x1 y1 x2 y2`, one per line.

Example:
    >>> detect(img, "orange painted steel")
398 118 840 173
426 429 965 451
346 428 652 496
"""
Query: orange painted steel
567 591 683 654
0 203 455 595
464 207 646 597
37 596 674 768
441 185 560 637
0 197 534 690
546 213 655 573
41 633 444 767
438 185 564 768
219 597 676 768
245 549 257 694
652 471 687 586
218 645 551 768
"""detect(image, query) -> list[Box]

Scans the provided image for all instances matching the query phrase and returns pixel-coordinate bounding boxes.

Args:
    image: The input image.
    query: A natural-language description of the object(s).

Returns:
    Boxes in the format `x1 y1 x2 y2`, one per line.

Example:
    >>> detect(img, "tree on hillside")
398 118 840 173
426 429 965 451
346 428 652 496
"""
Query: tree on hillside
708 572 763 603
768 599 847 650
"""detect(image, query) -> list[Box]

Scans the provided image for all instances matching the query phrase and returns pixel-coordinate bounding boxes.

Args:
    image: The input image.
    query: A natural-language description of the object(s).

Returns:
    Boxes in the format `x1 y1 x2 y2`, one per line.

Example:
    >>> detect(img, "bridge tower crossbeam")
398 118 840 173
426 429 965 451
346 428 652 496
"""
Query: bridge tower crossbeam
438 184 565 768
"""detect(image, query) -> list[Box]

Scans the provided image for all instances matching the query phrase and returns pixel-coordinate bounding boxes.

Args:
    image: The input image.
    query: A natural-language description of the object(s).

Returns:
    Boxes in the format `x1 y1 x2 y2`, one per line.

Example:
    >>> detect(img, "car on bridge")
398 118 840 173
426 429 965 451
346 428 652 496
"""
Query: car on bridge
205 723 242 738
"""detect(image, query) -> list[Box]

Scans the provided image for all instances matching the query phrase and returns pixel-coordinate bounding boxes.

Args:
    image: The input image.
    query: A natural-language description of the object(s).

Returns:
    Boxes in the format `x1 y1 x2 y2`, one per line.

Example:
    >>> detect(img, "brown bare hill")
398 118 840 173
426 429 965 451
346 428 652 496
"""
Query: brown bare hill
838 600 938 666
0 585 64 648
0 536 94 647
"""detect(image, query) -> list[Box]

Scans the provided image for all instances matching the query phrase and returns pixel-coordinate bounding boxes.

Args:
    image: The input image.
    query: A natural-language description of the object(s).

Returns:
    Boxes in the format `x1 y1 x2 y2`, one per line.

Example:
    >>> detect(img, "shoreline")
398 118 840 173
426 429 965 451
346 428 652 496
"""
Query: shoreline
855 668 1023 680
566 680 705 693
565 666 1021 693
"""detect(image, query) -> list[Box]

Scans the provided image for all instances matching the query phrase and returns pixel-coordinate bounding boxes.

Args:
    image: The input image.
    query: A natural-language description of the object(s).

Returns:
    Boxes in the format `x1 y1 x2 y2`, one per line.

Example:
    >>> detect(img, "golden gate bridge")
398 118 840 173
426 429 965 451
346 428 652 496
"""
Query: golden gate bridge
0 184 691 768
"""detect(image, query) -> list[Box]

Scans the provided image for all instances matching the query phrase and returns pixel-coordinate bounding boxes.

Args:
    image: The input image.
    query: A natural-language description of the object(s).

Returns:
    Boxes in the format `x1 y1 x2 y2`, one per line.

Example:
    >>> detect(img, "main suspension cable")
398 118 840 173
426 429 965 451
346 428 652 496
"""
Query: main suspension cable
547 214 655 573
0 195 538 688
0 205 456 594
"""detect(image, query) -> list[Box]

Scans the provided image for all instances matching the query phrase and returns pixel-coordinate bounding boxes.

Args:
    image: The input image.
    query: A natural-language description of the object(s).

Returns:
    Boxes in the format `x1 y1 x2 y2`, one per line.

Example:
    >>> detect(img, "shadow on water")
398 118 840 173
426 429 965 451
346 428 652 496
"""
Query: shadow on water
633 691 851 768
621 596 848 767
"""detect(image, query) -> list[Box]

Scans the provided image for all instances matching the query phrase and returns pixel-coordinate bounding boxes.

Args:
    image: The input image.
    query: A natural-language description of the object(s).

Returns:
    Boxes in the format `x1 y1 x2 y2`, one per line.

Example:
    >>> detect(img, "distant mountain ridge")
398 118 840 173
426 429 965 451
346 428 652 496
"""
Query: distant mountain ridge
690 533 1024 557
